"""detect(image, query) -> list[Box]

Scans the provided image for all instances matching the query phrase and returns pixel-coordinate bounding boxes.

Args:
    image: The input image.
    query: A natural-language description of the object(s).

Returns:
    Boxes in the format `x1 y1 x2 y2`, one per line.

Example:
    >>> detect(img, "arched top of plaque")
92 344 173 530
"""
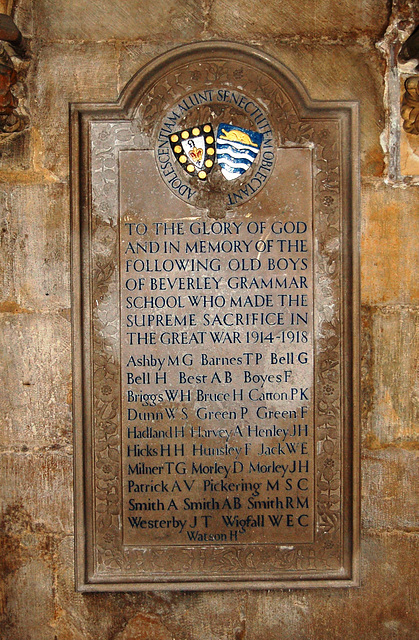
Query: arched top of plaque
80 40 343 117
72 41 358 214
121 40 312 116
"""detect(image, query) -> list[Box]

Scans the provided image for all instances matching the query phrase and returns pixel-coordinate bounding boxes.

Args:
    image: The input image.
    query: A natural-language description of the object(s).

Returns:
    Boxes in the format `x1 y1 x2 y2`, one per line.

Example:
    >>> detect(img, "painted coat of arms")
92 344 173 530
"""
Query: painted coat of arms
170 122 262 181
157 89 275 208
215 123 263 180
170 124 216 180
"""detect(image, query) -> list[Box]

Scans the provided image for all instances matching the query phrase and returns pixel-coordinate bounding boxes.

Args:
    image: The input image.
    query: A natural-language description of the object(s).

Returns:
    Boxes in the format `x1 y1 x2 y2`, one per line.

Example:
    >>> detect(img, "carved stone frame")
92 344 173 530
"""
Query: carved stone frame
71 41 360 591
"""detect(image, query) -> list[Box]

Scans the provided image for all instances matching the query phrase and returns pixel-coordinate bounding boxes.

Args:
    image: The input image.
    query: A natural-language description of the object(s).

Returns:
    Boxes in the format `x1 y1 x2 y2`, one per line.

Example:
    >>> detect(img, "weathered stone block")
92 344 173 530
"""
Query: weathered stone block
0 314 71 448
113 614 176 640
35 0 204 42
2 559 55 640
0 452 73 534
13 0 34 38
362 306 419 445
362 448 418 531
208 0 390 40
0 130 32 173
29 43 119 180
362 186 419 304
0 185 70 312
167 591 246 640
0 501 57 639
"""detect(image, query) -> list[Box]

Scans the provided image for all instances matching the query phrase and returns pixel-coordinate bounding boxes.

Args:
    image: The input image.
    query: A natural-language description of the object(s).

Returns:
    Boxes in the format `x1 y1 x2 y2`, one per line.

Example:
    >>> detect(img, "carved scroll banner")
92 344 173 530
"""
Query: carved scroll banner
71 42 360 591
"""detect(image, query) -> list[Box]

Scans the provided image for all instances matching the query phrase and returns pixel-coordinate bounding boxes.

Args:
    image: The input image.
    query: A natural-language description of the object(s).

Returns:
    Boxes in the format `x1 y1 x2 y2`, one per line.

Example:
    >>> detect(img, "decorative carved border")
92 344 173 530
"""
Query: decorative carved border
72 42 359 590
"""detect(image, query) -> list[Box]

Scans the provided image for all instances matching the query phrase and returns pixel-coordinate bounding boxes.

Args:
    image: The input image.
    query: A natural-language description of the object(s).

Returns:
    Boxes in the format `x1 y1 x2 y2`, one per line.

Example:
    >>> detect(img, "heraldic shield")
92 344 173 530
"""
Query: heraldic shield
216 123 263 180
170 122 263 182
170 124 216 180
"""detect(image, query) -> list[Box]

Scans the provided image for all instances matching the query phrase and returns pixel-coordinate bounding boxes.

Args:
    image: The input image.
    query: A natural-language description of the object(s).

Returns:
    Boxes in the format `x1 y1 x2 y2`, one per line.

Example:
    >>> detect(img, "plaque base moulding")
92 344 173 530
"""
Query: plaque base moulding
71 41 360 591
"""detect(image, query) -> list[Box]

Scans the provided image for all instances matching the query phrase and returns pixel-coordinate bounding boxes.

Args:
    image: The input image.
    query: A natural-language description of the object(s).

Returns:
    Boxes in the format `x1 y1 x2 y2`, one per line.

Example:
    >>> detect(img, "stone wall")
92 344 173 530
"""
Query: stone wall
0 1 418 638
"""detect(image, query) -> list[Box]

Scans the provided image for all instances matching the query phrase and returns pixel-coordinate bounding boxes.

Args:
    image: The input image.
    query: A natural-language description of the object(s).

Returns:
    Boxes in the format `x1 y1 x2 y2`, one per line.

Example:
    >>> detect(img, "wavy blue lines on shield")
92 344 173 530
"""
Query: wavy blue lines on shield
216 124 262 181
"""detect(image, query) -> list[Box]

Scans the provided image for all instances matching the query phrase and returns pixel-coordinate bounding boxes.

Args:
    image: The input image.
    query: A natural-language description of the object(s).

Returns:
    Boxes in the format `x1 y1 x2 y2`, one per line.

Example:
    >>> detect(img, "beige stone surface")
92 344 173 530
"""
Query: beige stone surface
361 185 419 304
0 501 57 639
0 131 32 172
0 185 70 311
261 42 386 177
113 613 175 640
0 451 73 533
0 313 71 448
208 0 390 40
364 306 419 445
35 0 204 41
362 447 418 531
13 0 33 38
117 42 179 95
2 559 56 640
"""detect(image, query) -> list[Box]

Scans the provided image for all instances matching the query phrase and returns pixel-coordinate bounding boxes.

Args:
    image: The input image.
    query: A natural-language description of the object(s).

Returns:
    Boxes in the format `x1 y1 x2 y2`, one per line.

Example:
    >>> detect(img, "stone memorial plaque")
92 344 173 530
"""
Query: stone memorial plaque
71 41 360 590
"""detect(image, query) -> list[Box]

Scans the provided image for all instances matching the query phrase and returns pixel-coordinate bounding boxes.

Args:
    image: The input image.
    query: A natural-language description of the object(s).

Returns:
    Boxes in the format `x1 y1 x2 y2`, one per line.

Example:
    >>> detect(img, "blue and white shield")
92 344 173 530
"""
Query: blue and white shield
216 124 263 181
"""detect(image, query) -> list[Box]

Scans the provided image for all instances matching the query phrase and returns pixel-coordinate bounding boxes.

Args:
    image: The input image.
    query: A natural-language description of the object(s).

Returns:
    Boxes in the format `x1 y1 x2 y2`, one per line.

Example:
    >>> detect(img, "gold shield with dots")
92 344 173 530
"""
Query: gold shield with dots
169 124 215 180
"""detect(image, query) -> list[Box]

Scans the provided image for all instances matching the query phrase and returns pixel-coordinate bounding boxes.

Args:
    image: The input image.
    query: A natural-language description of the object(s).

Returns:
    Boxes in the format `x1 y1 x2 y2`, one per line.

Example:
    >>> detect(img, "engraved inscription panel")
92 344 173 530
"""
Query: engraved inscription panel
120 149 314 547
72 41 359 590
